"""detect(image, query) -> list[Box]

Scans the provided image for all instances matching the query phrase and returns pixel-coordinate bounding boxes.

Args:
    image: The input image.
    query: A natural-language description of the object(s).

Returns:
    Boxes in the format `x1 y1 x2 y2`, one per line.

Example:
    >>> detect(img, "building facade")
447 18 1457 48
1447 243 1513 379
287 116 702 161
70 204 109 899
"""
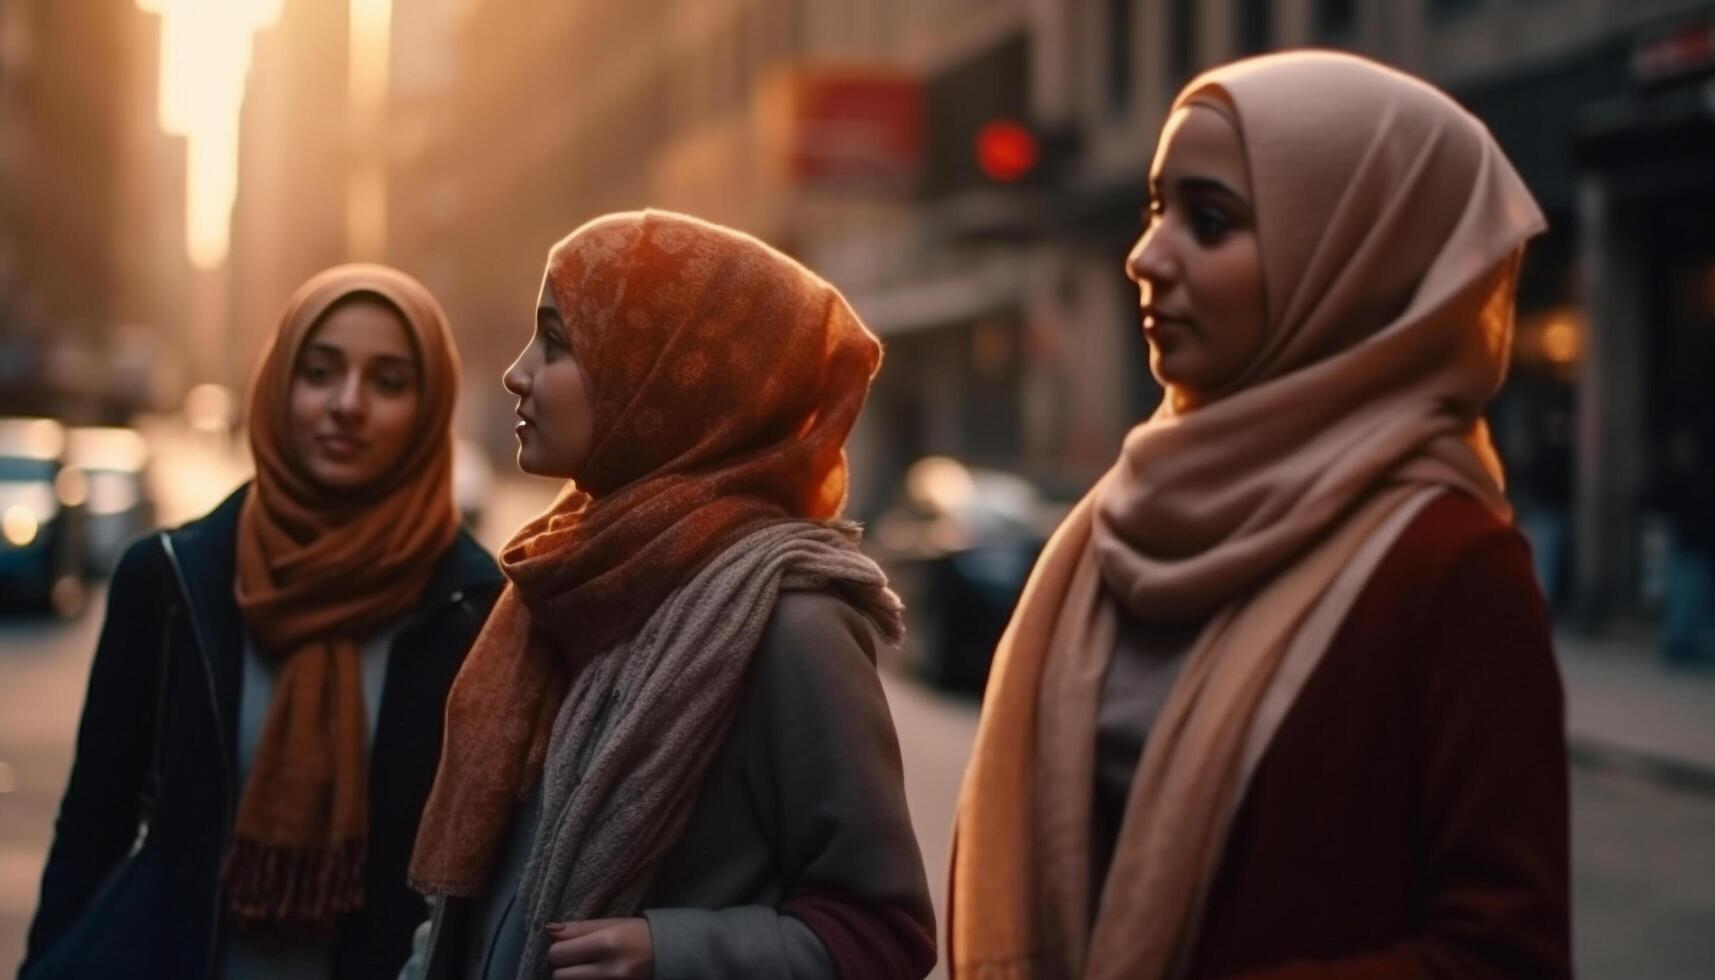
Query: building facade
0 0 190 421
225 0 353 389
383 0 1714 622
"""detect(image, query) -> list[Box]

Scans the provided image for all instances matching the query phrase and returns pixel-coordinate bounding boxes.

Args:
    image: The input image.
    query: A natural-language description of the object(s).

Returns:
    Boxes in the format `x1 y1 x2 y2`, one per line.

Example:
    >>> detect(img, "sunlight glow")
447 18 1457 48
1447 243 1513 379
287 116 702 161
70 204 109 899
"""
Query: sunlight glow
1539 312 1583 368
137 0 284 269
348 0 394 258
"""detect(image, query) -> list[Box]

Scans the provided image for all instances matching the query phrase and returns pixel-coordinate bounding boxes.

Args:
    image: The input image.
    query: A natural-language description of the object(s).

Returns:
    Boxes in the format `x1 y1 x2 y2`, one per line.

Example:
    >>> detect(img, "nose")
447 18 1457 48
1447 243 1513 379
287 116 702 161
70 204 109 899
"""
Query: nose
330 371 366 422
502 350 531 399
1125 221 1175 296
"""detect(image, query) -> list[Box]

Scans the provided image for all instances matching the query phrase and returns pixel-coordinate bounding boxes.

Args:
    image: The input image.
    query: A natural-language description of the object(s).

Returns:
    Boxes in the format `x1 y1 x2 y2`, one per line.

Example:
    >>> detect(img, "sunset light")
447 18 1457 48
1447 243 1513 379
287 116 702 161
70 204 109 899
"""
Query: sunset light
348 0 394 259
137 0 284 269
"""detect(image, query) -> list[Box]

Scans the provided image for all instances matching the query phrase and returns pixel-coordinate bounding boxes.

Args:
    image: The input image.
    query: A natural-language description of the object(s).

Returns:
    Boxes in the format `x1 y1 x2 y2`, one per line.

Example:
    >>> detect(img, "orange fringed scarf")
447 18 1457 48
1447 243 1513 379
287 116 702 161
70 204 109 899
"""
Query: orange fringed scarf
227 264 462 934
409 210 884 896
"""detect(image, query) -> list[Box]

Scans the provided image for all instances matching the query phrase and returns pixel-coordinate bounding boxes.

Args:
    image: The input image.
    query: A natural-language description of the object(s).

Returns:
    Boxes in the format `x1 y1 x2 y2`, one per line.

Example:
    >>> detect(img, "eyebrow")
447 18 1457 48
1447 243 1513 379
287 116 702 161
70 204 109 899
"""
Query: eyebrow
1171 175 1252 210
301 342 417 369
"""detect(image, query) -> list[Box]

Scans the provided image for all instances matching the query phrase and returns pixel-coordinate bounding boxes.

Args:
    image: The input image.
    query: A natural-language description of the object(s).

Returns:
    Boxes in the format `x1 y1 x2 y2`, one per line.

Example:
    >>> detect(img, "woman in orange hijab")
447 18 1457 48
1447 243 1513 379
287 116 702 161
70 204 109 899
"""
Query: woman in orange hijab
405 211 935 980
24 265 504 980
951 52 1570 978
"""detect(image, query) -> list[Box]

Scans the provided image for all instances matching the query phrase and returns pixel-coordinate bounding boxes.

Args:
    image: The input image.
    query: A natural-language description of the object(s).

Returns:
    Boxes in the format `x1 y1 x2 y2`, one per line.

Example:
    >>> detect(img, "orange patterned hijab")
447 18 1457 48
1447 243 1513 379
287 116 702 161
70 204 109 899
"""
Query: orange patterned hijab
228 264 461 933
410 210 884 895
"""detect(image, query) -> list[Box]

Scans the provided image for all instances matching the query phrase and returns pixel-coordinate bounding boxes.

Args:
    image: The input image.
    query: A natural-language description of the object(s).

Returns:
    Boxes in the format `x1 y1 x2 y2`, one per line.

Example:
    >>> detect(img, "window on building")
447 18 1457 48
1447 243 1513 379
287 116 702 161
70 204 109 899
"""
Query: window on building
1239 0 1273 53
1315 0 1357 39
1107 0 1133 116
1169 0 1196 84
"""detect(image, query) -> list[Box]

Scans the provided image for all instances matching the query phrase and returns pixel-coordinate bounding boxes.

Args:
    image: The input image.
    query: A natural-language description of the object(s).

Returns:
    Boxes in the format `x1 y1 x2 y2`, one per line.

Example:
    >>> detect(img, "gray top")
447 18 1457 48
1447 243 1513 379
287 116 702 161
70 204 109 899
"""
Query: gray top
219 625 397 980
1091 606 1198 902
459 782 541 980
404 590 933 980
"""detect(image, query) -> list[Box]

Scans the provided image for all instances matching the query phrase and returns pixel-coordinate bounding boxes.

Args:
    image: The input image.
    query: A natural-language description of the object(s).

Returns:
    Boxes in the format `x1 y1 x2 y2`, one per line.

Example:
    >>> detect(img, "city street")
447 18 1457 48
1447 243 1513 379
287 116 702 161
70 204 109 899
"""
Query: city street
6 1 1715 977
2 438 1713 977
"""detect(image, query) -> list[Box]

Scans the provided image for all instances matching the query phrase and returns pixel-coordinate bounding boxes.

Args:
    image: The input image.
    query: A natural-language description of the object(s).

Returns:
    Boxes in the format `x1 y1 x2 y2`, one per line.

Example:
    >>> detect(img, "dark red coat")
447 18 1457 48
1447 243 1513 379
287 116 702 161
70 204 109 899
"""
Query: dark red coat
1187 492 1571 978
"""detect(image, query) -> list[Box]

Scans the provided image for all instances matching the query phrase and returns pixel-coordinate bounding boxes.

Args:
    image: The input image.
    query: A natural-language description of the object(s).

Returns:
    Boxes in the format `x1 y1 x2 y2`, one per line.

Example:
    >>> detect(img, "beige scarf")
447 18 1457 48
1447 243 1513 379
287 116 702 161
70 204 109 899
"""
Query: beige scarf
512 520 904 976
950 51 1546 979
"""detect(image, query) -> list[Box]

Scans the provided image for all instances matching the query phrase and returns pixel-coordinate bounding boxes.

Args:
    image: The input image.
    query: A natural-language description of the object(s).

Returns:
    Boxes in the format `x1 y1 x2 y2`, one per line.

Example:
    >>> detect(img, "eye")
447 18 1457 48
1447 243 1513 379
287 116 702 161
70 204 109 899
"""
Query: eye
540 329 570 362
297 361 335 385
1189 205 1233 245
372 370 414 395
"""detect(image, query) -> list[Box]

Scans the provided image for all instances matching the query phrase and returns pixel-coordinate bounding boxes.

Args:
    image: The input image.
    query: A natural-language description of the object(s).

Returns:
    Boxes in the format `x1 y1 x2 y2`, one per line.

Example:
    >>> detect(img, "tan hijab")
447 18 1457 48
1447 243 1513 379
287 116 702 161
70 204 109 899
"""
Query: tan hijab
950 51 1546 979
227 264 461 933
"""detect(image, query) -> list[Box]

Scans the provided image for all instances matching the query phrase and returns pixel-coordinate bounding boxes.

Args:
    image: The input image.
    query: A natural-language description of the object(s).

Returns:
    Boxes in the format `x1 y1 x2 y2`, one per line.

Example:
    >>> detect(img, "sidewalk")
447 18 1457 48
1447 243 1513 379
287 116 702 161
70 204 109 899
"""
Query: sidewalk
1557 628 1715 793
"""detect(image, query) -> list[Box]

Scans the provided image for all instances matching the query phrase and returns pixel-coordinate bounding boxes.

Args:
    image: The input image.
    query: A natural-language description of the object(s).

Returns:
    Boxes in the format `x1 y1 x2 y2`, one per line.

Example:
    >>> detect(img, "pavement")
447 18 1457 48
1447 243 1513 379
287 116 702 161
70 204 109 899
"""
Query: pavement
1557 629 1715 793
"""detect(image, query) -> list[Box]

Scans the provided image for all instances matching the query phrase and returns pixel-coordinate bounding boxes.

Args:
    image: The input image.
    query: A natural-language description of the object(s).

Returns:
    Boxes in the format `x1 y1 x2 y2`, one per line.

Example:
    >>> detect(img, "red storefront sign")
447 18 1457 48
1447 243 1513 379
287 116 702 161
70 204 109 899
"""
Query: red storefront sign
1632 16 1715 84
762 65 925 192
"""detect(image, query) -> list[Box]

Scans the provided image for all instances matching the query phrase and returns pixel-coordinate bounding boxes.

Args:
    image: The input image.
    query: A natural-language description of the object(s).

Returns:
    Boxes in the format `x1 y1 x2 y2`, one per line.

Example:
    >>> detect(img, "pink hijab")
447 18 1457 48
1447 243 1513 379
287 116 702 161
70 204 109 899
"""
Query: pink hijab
951 51 1546 979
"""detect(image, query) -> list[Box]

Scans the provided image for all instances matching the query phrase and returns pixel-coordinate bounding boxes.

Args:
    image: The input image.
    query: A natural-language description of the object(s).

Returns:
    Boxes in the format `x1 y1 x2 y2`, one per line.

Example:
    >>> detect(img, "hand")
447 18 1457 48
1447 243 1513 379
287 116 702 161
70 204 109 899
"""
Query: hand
544 917 654 980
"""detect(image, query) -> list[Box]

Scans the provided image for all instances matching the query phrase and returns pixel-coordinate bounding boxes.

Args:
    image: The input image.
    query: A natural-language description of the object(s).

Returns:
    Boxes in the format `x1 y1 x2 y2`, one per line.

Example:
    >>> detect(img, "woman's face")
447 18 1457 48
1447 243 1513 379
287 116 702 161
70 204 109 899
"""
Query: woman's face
503 272 594 479
1125 103 1266 409
288 296 422 491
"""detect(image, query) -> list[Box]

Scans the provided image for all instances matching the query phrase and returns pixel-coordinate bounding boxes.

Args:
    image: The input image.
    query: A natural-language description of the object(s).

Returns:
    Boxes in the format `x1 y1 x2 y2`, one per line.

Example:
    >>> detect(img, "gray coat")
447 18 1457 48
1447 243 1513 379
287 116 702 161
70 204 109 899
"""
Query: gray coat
405 590 934 979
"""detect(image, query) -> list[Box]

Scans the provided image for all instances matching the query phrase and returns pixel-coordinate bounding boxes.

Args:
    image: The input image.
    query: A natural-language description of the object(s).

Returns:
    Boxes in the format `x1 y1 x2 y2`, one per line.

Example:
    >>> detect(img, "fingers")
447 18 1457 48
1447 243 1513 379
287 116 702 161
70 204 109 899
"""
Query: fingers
543 917 651 980
549 917 627 941
544 922 619 967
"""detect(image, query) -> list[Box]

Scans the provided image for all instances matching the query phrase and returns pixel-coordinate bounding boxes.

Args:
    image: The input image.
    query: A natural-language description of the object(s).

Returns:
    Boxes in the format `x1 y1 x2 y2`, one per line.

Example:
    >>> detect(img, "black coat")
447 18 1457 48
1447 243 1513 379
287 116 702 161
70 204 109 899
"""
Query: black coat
22 485 504 980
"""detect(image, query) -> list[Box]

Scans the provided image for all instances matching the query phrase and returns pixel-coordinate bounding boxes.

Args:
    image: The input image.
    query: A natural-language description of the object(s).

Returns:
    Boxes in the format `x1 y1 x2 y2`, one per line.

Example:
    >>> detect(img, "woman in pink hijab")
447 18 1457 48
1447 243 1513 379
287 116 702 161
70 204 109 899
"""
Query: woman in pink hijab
951 51 1569 979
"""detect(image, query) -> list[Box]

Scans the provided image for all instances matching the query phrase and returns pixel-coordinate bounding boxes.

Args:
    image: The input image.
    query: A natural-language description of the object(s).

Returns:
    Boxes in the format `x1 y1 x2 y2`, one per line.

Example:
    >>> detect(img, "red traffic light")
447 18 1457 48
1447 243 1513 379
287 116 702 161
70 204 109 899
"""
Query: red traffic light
976 119 1039 183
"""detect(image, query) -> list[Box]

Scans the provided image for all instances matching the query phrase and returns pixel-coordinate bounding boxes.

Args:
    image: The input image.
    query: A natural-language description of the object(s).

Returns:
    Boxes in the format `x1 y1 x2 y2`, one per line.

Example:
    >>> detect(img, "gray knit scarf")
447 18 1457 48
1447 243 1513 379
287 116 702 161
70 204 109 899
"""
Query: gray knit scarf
514 519 904 974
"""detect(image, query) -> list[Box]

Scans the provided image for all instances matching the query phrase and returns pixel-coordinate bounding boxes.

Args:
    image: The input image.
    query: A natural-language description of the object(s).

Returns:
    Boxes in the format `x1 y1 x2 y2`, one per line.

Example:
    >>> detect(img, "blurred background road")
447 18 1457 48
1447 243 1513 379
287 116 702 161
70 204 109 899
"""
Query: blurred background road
2 424 1714 977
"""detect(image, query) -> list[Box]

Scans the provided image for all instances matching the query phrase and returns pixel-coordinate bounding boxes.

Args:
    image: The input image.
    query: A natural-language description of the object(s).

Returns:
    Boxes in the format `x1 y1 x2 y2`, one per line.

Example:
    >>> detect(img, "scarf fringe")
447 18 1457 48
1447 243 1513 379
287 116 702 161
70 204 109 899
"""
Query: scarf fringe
222 836 367 934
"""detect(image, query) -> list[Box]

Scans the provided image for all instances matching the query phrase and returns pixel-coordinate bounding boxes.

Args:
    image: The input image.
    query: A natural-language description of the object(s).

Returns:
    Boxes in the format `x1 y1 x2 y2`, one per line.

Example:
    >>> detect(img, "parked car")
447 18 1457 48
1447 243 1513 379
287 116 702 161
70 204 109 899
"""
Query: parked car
871 457 1058 695
66 425 156 576
0 418 87 615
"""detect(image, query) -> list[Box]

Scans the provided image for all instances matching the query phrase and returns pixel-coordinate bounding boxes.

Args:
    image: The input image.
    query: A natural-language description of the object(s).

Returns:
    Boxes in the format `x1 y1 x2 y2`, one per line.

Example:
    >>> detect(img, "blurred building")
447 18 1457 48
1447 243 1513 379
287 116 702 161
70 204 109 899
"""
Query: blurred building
382 0 1714 623
386 0 1088 503
1038 0 1715 621
113 6 193 417
0 0 187 422
225 0 352 389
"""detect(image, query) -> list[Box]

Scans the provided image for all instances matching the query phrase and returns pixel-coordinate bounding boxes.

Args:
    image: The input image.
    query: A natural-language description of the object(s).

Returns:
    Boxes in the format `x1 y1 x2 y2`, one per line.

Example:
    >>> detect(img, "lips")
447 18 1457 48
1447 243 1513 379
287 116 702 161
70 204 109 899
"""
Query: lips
1140 305 1193 328
1140 306 1195 347
315 433 368 460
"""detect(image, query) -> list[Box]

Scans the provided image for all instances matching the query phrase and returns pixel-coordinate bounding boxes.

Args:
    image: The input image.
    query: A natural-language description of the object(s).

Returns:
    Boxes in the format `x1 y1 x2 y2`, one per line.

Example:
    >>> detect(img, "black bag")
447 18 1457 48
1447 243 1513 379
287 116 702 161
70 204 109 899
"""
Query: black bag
21 538 180 979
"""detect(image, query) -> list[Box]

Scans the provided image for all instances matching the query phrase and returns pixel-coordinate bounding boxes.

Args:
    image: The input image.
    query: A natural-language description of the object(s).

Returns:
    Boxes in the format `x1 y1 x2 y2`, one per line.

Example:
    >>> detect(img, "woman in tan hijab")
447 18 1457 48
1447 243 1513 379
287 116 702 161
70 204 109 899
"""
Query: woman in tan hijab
950 52 1569 979
24 265 504 980
403 211 933 980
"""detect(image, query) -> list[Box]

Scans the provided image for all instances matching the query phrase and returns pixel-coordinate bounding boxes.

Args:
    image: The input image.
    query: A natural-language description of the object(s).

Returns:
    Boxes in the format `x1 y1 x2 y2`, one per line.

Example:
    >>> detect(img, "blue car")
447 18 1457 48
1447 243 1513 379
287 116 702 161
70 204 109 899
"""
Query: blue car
0 418 87 615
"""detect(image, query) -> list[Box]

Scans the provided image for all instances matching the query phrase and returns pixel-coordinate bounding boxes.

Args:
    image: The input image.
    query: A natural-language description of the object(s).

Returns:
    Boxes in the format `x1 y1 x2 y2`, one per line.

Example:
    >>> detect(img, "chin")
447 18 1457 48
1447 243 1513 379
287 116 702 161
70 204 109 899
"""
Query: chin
305 465 378 492
1152 349 1218 391
1147 348 1184 394
514 448 558 479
